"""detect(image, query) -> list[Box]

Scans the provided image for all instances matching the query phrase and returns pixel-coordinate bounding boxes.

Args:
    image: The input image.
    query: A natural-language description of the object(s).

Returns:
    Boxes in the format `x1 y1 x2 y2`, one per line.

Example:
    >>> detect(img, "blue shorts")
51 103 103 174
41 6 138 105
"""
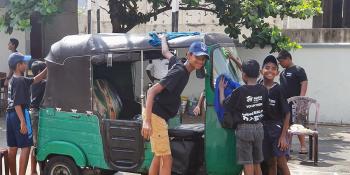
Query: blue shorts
263 121 288 160
6 109 33 148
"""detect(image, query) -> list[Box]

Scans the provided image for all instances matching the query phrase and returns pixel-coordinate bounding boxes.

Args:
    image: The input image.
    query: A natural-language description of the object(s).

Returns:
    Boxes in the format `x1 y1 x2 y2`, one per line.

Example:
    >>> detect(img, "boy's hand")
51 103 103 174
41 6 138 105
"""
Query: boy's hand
20 122 28 135
278 135 289 151
193 105 201 116
141 119 152 140
219 77 228 92
158 33 167 40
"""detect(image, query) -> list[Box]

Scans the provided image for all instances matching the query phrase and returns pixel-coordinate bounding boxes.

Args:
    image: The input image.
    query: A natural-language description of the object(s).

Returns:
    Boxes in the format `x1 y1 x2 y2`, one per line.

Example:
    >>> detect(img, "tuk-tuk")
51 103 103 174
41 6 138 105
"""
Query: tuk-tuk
37 33 243 175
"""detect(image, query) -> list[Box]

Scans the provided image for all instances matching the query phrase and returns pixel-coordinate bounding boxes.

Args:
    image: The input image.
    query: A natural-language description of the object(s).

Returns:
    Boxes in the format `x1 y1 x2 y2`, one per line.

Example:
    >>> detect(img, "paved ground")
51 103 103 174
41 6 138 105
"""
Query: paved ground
1 115 350 174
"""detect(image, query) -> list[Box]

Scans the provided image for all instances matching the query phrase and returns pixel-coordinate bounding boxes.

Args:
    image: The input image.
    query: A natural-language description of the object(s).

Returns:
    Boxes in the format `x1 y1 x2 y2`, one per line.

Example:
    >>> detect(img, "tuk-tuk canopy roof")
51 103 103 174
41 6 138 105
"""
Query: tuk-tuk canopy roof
45 33 236 65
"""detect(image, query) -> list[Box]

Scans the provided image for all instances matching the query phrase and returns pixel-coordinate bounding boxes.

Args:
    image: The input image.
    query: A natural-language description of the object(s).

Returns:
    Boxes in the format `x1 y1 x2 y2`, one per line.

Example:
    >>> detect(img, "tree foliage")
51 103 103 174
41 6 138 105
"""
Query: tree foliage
0 0 63 34
1 0 322 52
108 0 322 52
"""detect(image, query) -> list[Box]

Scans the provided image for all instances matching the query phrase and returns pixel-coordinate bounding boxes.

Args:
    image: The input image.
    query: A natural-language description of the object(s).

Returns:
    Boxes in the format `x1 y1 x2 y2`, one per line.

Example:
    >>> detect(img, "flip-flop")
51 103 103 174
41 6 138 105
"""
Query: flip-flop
299 147 308 154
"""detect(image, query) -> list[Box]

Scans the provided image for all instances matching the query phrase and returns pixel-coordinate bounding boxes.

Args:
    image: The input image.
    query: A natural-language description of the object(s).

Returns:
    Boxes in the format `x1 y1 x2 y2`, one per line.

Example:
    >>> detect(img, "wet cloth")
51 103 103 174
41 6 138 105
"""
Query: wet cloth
214 74 240 123
148 32 200 47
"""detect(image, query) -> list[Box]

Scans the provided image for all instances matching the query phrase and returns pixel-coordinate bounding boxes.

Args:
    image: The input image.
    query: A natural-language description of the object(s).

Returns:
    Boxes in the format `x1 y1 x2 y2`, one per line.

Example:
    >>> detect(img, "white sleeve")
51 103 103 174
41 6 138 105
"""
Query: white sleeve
146 63 153 71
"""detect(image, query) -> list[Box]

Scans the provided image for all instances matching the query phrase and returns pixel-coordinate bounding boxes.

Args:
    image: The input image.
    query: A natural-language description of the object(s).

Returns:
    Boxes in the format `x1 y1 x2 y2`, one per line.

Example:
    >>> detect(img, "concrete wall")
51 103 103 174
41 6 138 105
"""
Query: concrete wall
42 0 78 55
236 44 350 124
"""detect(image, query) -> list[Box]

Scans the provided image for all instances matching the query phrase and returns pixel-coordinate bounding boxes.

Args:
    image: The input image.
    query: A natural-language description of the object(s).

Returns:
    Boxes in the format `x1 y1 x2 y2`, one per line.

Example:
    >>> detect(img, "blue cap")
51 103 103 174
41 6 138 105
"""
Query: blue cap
8 53 31 69
188 41 209 59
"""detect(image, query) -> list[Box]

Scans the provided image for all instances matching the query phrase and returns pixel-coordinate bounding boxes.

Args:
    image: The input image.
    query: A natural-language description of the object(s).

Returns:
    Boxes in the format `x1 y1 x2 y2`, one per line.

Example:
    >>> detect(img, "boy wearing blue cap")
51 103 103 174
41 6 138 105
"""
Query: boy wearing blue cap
141 34 209 175
6 53 47 175
259 55 290 175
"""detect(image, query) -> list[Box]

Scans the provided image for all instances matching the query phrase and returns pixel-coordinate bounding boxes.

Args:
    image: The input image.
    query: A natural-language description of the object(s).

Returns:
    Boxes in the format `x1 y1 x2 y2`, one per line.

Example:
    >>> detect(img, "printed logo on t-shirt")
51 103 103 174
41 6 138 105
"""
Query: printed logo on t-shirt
269 99 276 106
243 95 264 122
286 72 292 77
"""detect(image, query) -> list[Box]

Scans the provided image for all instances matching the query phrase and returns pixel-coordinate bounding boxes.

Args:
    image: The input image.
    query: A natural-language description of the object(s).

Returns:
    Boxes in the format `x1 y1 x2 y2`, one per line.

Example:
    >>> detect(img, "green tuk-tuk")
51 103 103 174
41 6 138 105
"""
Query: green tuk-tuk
36 33 243 175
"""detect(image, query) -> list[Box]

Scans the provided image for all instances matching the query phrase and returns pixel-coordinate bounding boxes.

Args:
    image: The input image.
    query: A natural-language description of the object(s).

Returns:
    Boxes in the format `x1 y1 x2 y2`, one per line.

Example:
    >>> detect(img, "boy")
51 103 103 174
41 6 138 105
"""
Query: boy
30 60 47 175
4 38 19 88
6 53 47 175
219 59 268 175
141 34 209 175
259 55 290 175
277 50 308 154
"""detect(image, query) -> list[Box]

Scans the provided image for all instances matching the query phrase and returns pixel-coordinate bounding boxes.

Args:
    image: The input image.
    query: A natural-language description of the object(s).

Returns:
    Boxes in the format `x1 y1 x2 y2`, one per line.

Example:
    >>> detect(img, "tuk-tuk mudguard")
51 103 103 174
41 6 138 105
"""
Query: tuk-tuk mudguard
37 141 87 167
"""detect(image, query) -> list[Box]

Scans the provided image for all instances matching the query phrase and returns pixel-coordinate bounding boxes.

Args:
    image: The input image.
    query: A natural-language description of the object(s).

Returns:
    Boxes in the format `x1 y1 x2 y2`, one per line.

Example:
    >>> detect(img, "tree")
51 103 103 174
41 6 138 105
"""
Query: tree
0 0 63 34
108 0 322 52
1 0 322 52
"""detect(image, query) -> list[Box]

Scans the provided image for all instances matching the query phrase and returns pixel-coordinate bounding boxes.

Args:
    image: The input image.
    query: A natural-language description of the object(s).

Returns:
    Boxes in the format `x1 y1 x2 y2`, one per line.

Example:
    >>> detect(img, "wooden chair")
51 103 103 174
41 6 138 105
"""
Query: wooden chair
288 96 320 165
0 148 9 175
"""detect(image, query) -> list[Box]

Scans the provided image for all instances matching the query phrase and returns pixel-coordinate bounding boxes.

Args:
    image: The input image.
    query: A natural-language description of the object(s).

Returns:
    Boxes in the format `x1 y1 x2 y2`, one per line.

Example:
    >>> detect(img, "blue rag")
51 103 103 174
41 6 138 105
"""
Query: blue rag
214 74 241 123
148 32 201 47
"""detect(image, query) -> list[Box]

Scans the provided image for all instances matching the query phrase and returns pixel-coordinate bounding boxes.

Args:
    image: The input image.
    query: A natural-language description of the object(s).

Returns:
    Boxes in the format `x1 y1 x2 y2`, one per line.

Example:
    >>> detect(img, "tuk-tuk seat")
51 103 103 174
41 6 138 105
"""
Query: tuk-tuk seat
168 123 204 139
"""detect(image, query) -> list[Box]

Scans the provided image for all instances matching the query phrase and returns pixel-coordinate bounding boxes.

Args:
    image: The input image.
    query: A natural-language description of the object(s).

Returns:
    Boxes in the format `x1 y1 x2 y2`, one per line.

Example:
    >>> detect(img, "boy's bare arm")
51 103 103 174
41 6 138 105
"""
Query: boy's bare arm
142 83 165 139
300 81 308 96
33 67 47 84
14 105 28 134
219 77 227 106
278 112 291 151
159 34 174 60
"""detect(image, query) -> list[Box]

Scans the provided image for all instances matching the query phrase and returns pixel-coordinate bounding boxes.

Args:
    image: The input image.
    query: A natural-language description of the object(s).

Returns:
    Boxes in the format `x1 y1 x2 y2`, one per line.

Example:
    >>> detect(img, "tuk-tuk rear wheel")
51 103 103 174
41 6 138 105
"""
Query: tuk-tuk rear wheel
43 155 82 175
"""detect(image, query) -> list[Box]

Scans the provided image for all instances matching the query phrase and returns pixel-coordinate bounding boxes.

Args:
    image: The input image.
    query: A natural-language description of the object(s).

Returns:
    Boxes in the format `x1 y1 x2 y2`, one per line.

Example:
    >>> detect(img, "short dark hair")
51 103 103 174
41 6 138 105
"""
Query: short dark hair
277 50 292 60
242 59 260 78
9 38 19 49
263 55 278 68
31 61 46 76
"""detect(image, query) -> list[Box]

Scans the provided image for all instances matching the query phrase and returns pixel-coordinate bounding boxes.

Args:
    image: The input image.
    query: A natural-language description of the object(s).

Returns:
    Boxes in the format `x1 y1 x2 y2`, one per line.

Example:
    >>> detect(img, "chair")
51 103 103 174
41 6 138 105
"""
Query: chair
0 72 7 116
288 96 320 165
0 148 9 175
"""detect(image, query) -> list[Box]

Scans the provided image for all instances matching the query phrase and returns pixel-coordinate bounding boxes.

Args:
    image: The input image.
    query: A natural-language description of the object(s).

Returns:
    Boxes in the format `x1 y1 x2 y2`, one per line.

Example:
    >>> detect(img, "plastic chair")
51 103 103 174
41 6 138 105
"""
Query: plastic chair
0 72 7 116
288 96 320 165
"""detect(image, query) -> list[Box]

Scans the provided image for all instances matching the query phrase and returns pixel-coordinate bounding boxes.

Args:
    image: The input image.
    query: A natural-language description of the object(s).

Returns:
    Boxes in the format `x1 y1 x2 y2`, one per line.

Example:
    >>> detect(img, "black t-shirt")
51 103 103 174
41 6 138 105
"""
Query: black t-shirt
7 76 34 110
279 65 307 98
258 81 290 122
224 84 268 123
31 80 46 109
152 56 190 120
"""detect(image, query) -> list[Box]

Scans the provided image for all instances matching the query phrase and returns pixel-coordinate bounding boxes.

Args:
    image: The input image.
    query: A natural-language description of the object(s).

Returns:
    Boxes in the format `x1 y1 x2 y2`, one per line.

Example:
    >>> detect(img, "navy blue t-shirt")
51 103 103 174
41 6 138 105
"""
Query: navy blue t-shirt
7 76 34 110
152 56 190 121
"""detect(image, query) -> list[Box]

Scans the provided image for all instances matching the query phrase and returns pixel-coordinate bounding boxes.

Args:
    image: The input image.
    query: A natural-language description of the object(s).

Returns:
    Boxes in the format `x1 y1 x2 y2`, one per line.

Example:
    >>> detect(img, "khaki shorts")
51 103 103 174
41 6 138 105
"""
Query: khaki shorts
143 111 171 156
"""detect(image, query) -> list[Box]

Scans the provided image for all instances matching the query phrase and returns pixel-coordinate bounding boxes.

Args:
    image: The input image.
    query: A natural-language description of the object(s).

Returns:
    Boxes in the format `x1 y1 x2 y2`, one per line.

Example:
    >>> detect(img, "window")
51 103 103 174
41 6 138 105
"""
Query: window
212 47 242 87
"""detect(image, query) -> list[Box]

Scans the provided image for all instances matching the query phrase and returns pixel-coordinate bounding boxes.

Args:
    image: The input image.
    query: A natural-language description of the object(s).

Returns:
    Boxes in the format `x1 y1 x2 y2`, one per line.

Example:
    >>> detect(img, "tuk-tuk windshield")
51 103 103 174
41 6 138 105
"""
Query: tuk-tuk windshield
212 47 242 86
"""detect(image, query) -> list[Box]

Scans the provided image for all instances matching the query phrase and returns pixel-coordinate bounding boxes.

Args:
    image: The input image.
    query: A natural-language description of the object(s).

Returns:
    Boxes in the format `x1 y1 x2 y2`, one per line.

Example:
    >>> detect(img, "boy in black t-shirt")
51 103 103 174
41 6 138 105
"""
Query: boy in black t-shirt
277 50 308 154
141 34 209 175
6 53 47 175
29 60 47 175
219 59 268 175
259 55 291 175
